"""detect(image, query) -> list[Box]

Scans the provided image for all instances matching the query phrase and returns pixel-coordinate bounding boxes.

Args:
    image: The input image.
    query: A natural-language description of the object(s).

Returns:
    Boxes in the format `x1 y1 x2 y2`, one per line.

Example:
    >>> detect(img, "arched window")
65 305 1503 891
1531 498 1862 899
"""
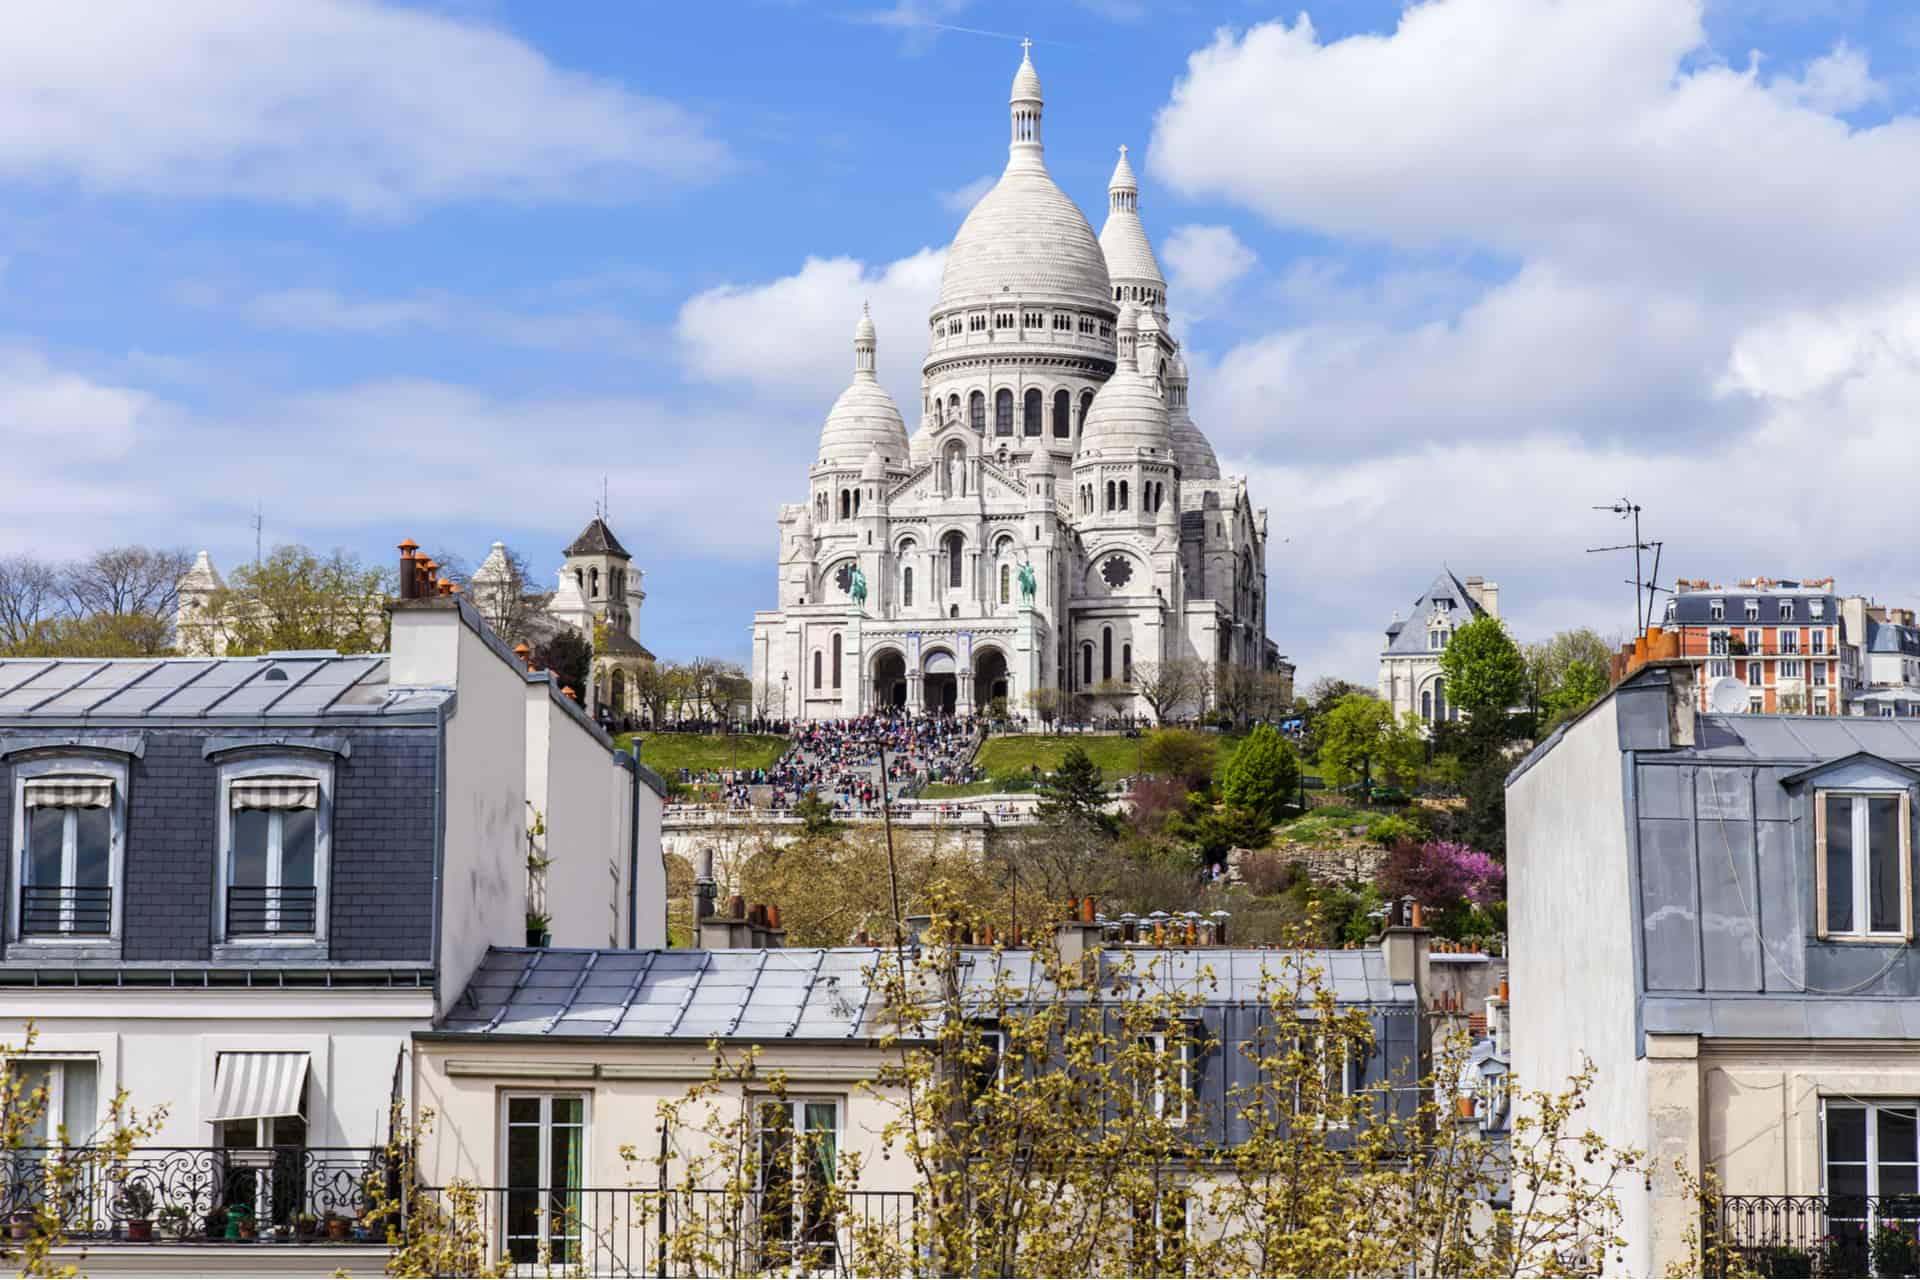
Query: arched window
831 634 842 690
1053 389 1071 438
1123 643 1132 682
840 490 850 519
1119 480 1129 511
1102 627 1113 682
853 489 861 515
1023 388 1043 436
812 650 822 690
589 567 600 597
1421 689 1433 722
947 393 959 422
969 391 986 432
945 532 964 589
1079 391 1094 434
902 566 913 607
1105 481 1115 512
1082 644 1093 686
999 564 1010 605
995 389 1013 436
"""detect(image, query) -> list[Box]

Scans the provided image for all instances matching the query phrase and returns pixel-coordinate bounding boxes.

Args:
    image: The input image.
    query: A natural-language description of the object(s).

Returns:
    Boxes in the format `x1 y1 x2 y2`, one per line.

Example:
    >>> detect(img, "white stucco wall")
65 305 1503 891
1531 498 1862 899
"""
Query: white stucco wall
541 692 625 949
1506 703 1653 1275
0 988 433 1148
631 772 667 948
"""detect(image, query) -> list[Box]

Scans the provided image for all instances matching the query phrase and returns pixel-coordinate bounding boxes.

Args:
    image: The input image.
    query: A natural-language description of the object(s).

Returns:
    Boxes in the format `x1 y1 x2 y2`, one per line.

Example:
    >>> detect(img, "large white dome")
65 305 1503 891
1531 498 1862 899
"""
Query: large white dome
935 50 1112 313
818 306 910 468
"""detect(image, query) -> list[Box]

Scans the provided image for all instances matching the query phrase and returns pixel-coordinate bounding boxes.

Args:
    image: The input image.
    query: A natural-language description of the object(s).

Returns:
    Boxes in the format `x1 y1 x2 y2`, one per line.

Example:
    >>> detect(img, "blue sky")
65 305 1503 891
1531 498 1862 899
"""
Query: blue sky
7 0 1920 684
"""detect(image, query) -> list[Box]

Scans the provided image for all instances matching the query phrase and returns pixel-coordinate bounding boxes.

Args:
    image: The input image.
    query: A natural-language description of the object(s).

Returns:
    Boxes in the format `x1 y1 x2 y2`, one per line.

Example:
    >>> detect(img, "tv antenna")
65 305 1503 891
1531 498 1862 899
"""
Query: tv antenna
1586 498 1664 633
251 501 264 568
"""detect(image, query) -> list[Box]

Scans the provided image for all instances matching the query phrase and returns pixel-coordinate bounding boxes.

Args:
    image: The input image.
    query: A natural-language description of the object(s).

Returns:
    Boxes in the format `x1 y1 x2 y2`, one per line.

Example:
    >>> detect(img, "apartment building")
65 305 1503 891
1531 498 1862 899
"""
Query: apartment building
1839 595 1920 718
1664 577 1843 715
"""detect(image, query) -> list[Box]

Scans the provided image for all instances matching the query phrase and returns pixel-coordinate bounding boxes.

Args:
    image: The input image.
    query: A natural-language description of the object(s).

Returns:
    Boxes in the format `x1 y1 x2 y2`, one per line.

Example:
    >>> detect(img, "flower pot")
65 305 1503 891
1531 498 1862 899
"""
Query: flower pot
9 1214 31 1241
205 1210 227 1240
126 1219 153 1242
326 1217 351 1242
237 1220 257 1241
296 1219 318 1241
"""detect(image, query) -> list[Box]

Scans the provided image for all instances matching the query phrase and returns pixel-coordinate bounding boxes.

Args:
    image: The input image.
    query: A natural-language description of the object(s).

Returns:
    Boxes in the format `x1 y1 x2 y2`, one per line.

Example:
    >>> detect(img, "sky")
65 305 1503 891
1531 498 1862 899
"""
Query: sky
7 0 1920 685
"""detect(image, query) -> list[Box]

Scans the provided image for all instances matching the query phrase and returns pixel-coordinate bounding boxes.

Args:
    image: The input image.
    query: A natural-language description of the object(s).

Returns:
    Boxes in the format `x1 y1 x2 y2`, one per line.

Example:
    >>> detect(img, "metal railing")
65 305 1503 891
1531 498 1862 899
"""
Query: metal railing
1716 1193 1920 1277
19 885 111 936
1 1146 387 1242
406 1184 918 1277
225 884 318 937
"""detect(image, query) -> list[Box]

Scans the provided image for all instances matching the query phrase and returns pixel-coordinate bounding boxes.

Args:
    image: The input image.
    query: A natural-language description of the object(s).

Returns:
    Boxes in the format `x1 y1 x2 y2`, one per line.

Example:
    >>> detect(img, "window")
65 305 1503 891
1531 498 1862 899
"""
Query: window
1435 678 1449 722
503 1093 586 1266
1429 629 1446 650
1814 663 1828 686
967 1028 1006 1106
812 650 822 690
994 389 1013 436
1751 696 1765 714
1782 601 1795 621
1079 391 1094 434
1781 630 1800 654
969 391 985 431
1710 631 1730 656
1291 1031 1356 1117
1665 599 1676 622
219 761 329 943
1812 598 1827 618
1815 695 1830 715
1123 644 1133 682
1780 659 1804 679
14 768 118 940
1119 480 1129 511
1745 600 1760 621
1814 630 1828 654
13 1058 97 1147
999 564 1010 606
1421 690 1433 721
1708 659 1732 679
902 567 913 608
1052 389 1071 438
831 634 842 690
1102 628 1113 683
1105 481 1115 512
1134 1031 1191 1123
757 1099 840 1271
1023 388 1042 436
1052 313 1069 332
1711 599 1725 621
1023 310 1043 329
1747 662 1763 686
1824 1100 1920 1260
1746 628 1762 652
1818 791 1911 939
1082 644 1093 686
945 533 964 590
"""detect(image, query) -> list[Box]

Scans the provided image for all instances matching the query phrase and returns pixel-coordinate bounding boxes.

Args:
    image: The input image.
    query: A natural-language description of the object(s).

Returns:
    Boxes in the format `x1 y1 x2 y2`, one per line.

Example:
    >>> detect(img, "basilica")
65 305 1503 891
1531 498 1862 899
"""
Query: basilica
750 48 1275 721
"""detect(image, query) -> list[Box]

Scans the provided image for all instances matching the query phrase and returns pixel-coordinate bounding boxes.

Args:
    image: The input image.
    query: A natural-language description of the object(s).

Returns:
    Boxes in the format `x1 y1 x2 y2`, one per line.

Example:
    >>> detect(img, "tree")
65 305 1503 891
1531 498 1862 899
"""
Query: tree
435 542 546 646
1166 803 1273 865
1300 676 1371 757
7 611 173 658
1128 656 1204 725
1022 686 1061 729
1542 657 1609 729
1139 728 1216 792
1034 746 1113 834
1525 628 1616 730
0 554 60 649
632 658 673 727
1220 725 1300 822
1316 693 1395 787
199 545 389 655
1438 615 1528 720
533 630 592 702
65 545 192 620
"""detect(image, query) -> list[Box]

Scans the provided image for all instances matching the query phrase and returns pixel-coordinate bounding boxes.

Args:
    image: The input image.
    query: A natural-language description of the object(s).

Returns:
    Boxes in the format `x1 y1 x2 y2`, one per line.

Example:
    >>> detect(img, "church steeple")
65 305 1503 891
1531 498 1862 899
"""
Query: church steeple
1009 40 1043 155
1109 144 1137 214
853 302 877 378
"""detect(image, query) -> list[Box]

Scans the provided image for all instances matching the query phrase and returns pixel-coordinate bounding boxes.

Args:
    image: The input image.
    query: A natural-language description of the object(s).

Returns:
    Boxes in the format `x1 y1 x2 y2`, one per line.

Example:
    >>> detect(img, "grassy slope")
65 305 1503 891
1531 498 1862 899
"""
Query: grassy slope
973 733 1239 784
618 732 788 775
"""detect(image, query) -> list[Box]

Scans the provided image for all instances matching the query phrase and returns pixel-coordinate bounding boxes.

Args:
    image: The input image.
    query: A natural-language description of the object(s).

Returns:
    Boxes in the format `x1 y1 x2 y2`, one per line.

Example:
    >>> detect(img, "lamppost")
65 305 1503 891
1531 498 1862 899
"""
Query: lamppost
782 672 790 724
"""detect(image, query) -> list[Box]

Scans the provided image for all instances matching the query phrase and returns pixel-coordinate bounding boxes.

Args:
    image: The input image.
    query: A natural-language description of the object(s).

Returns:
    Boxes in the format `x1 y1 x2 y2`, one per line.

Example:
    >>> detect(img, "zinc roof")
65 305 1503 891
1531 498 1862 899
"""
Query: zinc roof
0 655 435 721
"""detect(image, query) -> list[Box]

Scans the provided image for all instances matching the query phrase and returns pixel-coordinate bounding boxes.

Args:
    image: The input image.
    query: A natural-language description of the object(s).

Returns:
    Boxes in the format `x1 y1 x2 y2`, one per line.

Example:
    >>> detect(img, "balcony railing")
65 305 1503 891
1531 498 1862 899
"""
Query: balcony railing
18 884 111 936
1716 1193 1920 1277
406 1184 919 1277
225 884 317 937
1 1146 387 1243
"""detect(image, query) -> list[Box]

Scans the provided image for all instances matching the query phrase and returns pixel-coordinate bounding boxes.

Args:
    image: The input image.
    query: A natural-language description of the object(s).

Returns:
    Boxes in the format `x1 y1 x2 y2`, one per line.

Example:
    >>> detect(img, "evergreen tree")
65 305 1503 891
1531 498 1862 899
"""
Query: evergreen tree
1219 725 1300 822
1035 745 1115 834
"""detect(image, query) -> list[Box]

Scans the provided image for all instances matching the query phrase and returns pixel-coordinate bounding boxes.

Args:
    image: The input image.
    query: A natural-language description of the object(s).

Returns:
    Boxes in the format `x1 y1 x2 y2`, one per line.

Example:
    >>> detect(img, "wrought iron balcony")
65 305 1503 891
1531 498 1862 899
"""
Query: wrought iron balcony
225 884 318 937
18 884 111 937
1717 1193 1920 1277
2 1145 387 1244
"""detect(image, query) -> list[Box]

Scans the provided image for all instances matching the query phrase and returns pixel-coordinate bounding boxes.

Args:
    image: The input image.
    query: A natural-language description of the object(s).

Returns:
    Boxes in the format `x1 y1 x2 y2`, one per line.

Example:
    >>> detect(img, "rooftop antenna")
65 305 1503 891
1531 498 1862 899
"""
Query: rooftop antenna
602 475 610 525
1586 498 1663 633
251 501 263 568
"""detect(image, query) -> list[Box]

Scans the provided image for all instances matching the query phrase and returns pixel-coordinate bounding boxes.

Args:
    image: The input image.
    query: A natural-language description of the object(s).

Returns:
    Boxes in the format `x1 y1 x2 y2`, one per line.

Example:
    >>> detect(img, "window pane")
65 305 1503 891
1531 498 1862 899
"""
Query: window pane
506 1112 541 1186
1882 1163 1920 1198
1869 797 1903 933
549 1109 583 1189
1882 1107 1919 1166
17 1062 51 1144
1826 796 1855 934
61 1062 97 1142
232 809 270 886
507 1096 540 1126
72 809 110 887
1828 1105 1868 1162
280 809 317 888
26 809 63 886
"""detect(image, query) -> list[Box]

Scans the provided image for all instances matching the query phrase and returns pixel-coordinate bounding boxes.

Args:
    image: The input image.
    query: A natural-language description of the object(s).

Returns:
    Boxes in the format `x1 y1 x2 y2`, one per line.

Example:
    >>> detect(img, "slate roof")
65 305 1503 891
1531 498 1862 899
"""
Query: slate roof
1668 585 1837 627
1683 712 1920 762
0 655 444 721
565 517 630 559
434 945 1413 1042
1866 618 1920 655
1382 570 1485 655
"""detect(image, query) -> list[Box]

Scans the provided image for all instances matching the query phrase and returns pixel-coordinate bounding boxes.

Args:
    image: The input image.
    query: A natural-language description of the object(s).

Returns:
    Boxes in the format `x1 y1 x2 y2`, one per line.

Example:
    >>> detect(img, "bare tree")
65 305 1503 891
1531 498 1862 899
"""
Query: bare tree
1131 657 1205 725
0 554 61 649
65 545 192 619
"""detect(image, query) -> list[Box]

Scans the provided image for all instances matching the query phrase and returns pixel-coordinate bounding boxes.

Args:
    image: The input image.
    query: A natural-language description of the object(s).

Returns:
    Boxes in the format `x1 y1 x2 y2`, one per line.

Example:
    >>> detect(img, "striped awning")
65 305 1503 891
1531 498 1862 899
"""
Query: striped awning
22 776 112 809
229 778 319 811
209 1051 309 1122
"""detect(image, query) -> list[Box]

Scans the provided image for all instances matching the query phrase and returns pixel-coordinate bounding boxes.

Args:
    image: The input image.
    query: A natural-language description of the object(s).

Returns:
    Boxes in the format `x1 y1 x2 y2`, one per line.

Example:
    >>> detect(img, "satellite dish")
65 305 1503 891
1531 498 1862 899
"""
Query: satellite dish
1709 677 1749 715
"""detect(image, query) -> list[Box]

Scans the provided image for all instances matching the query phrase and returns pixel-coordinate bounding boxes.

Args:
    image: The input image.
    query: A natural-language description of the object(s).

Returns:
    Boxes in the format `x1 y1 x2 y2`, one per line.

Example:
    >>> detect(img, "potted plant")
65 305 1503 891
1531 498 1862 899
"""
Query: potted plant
324 1211 352 1242
525 910 552 947
1869 1221 1919 1279
295 1211 319 1241
8 1210 32 1241
204 1205 227 1240
158 1204 193 1241
230 1202 257 1241
271 1221 292 1242
122 1182 156 1242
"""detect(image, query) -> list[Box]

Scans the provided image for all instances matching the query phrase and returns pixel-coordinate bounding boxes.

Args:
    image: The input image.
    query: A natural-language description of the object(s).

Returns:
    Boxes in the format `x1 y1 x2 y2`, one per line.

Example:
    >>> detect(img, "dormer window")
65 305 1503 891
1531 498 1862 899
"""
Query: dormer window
12 764 123 942
1745 600 1760 621
1812 599 1826 619
1665 599 1676 622
216 759 332 948
1710 599 1725 621
1817 790 1911 940
1781 601 1795 622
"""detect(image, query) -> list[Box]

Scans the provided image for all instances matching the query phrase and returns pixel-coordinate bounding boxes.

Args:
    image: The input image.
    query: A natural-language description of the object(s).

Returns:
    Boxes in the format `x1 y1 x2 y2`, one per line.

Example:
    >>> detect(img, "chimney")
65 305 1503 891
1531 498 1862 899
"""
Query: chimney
1055 896 1105 970
694 849 717 924
398 540 420 600
1383 897 1433 999
696 888 766 950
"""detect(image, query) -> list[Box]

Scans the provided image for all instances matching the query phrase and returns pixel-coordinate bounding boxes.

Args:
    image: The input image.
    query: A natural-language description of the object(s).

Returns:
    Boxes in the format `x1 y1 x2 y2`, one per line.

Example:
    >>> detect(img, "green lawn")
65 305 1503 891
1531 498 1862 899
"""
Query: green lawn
918 780 1010 799
973 732 1240 785
618 732 788 775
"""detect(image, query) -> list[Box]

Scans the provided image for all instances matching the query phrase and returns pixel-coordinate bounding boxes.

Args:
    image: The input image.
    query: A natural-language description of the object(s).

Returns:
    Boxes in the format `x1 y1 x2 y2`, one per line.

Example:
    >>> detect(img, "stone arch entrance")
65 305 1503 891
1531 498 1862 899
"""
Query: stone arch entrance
871 650 907 711
974 647 1010 712
923 648 958 716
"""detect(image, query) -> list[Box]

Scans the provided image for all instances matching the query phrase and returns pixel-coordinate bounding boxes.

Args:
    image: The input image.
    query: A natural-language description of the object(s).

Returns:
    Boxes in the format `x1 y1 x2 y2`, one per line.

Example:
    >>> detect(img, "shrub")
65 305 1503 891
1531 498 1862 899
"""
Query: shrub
1140 729 1217 791
1363 814 1421 847
1220 726 1300 823
1236 850 1305 898
1128 776 1192 836
1376 839 1505 918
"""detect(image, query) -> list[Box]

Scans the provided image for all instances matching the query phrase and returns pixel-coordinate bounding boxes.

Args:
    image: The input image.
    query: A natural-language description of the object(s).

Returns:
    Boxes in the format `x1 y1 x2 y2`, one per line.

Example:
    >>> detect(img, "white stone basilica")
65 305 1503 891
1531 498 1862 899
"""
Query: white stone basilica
751 48 1273 721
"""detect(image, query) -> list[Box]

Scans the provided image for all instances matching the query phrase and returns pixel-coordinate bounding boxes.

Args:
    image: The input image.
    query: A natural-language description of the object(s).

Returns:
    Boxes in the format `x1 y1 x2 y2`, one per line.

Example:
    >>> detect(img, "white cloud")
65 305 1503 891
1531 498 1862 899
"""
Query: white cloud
941 175 996 213
0 0 730 215
234 286 658 356
676 249 946 419
0 348 158 460
1161 224 1256 303
1773 42 1883 114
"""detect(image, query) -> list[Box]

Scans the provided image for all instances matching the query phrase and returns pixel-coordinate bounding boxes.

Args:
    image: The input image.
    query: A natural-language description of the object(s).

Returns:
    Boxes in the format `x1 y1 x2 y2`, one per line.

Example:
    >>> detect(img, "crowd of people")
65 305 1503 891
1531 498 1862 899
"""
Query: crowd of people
762 712 983 813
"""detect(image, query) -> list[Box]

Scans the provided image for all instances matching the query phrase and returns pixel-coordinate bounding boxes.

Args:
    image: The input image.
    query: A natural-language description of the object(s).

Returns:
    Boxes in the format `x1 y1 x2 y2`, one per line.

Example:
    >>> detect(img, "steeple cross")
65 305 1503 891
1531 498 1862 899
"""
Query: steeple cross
1021 36 1032 58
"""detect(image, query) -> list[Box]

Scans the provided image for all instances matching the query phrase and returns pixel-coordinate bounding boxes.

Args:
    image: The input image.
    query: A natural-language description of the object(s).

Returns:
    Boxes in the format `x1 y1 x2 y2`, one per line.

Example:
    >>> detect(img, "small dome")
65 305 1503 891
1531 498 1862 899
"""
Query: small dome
819 309 909 468
1166 354 1220 480
861 445 886 481
1010 48 1042 103
1079 312 1171 458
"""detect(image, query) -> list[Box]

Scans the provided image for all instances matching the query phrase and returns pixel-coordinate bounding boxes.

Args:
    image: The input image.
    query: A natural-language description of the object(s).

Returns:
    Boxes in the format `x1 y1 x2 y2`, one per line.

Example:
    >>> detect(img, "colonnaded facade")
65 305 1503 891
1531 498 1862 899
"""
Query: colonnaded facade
751 47 1275 721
